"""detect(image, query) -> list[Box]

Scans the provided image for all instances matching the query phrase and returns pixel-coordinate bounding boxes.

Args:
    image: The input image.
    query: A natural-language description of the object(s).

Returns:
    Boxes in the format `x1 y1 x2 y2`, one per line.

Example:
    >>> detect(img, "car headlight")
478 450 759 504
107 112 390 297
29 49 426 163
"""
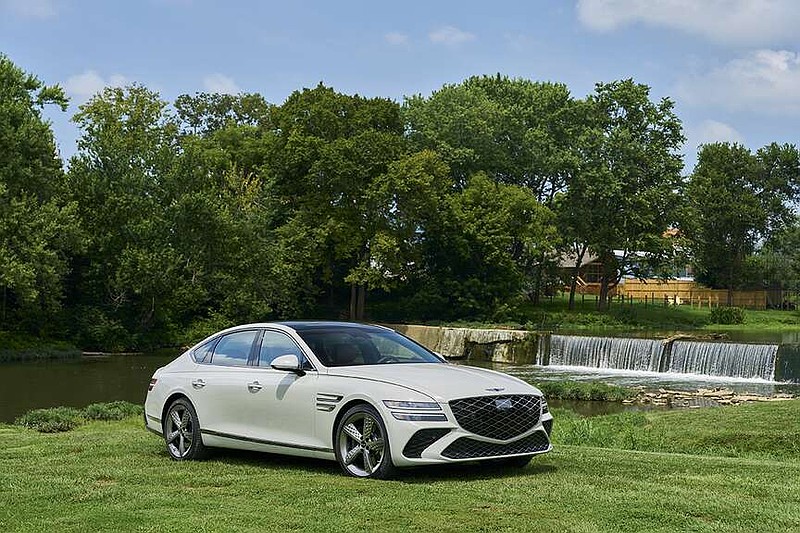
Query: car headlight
383 400 446 422
391 412 448 422
541 396 549 414
382 400 441 410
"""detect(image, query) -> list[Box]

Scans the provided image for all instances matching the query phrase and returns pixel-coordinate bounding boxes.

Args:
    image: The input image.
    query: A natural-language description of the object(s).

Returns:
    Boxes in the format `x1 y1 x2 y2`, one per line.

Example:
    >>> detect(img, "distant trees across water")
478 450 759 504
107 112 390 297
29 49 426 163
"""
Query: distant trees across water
2 54 799 350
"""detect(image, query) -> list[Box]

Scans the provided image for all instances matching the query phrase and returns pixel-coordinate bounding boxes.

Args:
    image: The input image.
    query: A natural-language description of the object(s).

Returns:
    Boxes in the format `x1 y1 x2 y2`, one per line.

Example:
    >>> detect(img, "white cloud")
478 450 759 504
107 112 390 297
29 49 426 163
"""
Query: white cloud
1 0 56 19
429 25 475 47
676 50 800 114
576 0 800 45
202 73 241 94
64 70 129 102
384 32 409 46
691 120 746 146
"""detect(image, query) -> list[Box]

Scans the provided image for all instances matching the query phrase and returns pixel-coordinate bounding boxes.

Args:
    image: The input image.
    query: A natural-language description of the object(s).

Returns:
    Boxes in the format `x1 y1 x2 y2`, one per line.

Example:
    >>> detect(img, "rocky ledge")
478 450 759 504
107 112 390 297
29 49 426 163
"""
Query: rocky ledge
626 387 795 407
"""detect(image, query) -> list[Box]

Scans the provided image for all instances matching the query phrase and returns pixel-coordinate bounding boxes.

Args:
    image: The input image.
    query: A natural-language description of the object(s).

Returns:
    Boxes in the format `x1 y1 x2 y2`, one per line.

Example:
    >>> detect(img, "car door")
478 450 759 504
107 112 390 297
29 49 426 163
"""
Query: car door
240 329 321 450
189 329 261 438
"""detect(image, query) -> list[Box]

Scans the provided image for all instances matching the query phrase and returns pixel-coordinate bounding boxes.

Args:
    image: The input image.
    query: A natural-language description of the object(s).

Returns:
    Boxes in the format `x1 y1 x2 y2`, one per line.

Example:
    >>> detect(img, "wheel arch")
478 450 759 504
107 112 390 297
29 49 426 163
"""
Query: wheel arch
330 398 379 447
161 392 193 428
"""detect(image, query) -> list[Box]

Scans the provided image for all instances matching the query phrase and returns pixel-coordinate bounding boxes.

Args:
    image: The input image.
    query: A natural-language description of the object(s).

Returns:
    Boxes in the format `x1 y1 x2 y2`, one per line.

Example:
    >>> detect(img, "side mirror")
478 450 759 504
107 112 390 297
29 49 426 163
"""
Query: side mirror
271 354 305 376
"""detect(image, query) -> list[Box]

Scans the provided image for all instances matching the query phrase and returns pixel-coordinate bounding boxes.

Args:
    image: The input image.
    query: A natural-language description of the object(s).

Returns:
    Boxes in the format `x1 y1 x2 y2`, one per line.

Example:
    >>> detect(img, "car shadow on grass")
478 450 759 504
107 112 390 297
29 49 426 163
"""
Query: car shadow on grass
150 446 556 481
394 461 557 483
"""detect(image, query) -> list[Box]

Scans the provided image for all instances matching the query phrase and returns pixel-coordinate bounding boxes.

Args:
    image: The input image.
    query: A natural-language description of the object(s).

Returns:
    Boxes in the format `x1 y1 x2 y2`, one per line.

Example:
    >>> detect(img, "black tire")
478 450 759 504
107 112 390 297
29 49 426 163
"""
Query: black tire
334 404 396 479
163 398 207 461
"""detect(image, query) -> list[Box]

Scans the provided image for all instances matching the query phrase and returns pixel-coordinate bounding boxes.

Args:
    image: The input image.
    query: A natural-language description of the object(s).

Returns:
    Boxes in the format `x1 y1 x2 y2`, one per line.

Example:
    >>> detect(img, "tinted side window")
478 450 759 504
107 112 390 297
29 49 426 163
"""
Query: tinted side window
259 331 305 367
211 330 258 367
194 338 217 363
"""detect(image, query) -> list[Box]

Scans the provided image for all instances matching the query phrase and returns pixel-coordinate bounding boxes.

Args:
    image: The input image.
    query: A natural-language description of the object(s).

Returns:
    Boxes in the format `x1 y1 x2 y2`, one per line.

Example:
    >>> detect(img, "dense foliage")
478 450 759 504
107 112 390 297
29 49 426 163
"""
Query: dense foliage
2 54 799 350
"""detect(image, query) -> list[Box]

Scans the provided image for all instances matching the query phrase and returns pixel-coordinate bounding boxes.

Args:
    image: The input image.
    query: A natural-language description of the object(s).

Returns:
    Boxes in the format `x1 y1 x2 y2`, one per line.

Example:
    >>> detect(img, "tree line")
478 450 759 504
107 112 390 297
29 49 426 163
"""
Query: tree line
2 54 800 350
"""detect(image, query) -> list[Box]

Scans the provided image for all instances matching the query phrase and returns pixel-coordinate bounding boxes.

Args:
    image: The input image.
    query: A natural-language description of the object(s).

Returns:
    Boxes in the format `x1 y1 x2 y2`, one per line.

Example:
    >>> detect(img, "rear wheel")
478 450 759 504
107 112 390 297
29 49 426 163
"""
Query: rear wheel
335 404 395 479
163 398 207 460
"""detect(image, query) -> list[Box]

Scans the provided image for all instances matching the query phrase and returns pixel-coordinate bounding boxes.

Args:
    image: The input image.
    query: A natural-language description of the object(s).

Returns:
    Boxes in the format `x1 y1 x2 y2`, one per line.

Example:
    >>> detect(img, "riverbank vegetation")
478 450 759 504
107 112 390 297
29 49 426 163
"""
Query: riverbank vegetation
535 380 636 402
1 402 798 531
3 53 800 352
0 332 80 363
434 295 800 335
14 401 143 432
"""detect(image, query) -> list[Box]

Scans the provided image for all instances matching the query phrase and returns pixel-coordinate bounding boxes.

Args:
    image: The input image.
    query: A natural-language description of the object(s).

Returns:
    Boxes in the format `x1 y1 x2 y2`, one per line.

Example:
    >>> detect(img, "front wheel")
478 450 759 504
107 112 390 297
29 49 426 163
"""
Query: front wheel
163 398 207 460
335 404 395 479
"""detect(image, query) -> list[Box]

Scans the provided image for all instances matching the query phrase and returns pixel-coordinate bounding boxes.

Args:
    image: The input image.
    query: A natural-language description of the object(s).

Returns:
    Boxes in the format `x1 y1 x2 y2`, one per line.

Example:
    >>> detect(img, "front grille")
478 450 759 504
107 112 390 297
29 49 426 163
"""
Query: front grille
441 431 550 459
403 428 451 458
449 395 541 440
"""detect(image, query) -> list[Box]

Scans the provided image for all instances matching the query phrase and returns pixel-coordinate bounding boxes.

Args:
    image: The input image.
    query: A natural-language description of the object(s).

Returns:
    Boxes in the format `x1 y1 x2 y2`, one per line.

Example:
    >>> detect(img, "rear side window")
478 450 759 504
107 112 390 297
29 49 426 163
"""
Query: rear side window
211 330 258 367
193 338 217 363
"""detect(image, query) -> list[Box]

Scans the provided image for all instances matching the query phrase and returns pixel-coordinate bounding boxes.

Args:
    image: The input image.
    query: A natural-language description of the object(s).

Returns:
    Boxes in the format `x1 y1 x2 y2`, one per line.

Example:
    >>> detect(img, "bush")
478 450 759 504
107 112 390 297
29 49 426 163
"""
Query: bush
15 407 84 433
709 306 746 325
536 380 636 402
83 401 142 421
14 401 143 432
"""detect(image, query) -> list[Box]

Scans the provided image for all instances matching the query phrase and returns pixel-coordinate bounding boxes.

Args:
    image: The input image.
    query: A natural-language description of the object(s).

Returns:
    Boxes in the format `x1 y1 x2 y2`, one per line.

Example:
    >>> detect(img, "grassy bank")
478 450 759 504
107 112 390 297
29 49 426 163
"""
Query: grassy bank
1 401 799 532
440 294 800 333
553 400 800 461
0 332 81 363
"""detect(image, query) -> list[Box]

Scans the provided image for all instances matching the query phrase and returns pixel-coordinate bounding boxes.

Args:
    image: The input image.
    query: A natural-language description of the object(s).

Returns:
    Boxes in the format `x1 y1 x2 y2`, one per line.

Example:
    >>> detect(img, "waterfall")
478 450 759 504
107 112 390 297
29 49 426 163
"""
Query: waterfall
669 341 778 381
548 335 779 381
549 335 665 372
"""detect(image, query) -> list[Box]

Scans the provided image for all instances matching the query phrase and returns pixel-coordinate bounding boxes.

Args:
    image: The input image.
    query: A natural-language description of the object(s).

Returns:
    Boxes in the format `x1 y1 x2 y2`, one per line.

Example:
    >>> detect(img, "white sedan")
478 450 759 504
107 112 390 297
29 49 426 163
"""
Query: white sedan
144 321 553 478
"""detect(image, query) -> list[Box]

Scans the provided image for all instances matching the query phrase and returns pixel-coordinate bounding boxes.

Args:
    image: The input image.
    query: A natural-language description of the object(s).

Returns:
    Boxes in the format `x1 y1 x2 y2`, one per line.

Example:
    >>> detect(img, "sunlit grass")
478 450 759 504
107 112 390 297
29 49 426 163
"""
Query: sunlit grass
1 402 799 532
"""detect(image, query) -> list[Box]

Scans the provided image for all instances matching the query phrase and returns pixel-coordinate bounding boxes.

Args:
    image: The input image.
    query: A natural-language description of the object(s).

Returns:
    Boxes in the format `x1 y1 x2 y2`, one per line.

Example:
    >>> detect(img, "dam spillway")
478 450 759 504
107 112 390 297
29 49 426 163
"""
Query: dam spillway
391 325 792 383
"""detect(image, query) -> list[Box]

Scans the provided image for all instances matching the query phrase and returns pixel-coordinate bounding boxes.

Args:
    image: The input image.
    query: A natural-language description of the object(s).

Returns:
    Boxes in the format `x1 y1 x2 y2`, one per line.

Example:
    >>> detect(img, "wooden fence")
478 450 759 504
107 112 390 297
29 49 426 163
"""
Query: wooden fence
616 279 767 310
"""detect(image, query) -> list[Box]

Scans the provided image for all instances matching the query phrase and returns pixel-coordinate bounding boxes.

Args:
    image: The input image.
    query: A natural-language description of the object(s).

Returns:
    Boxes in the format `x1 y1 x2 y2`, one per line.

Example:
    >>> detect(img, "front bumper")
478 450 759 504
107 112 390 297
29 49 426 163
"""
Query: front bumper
385 406 553 468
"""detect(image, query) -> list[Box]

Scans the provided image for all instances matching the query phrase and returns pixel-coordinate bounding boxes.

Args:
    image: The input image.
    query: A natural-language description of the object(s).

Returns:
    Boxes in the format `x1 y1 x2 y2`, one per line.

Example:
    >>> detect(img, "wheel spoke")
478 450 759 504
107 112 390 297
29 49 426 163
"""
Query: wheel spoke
366 438 384 453
181 411 190 427
178 433 186 456
166 429 180 443
344 446 363 465
170 410 182 428
363 449 374 474
362 416 375 439
343 423 362 442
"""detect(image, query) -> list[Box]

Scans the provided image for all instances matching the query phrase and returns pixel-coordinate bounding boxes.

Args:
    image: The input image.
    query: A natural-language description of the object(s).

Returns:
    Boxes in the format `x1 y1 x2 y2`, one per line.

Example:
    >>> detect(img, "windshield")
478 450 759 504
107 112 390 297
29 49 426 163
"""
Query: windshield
296 327 444 367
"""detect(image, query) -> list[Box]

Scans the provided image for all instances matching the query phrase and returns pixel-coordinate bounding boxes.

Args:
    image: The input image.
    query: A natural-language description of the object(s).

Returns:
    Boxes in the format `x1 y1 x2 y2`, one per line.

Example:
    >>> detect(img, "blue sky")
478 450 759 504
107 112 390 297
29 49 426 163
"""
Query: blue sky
3 0 800 172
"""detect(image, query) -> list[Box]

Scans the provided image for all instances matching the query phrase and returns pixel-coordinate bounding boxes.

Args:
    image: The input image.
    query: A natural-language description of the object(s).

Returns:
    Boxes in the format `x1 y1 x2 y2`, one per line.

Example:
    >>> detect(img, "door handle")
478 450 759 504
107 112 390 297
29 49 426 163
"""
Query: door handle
247 381 262 393
191 379 206 389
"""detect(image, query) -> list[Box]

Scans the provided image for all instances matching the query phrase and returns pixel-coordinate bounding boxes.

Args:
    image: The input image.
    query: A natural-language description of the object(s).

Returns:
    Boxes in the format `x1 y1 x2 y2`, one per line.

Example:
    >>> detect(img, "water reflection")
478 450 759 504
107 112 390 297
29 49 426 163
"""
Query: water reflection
0 352 176 423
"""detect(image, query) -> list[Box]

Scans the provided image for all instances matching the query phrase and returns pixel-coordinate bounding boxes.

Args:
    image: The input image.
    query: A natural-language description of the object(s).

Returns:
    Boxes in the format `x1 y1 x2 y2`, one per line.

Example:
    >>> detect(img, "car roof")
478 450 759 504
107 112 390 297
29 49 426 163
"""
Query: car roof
276 321 391 333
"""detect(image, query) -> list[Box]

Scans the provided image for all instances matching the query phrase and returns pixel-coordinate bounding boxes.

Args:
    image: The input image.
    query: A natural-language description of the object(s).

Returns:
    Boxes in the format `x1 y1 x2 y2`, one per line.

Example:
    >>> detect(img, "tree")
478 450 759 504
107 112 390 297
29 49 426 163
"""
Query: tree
399 173 557 320
0 54 81 334
686 142 800 304
264 84 406 319
559 79 685 309
404 75 577 303
404 75 576 200
66 85 182 347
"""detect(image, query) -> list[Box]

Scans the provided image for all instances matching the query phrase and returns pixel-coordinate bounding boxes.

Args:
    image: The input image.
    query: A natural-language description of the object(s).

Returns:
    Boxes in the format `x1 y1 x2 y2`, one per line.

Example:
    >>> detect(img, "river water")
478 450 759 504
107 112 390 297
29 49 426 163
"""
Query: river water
2 346 797 423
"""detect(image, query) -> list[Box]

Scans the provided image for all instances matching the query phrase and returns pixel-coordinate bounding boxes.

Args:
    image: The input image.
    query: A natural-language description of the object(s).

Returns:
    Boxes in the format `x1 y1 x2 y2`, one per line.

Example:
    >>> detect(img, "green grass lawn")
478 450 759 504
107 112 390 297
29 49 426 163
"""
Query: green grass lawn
2 402 799 532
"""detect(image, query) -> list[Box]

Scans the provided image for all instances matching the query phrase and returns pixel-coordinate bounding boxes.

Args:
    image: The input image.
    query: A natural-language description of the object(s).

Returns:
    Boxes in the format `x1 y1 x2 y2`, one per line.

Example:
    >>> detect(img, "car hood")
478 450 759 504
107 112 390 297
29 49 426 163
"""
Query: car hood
326 363 540 402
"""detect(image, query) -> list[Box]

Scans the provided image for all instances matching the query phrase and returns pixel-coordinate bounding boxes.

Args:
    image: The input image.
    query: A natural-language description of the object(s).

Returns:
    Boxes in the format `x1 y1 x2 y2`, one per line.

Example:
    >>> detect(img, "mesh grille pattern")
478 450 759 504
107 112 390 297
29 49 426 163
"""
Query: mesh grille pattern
441 431 550 459
402 428 451 458
449 395 541 440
